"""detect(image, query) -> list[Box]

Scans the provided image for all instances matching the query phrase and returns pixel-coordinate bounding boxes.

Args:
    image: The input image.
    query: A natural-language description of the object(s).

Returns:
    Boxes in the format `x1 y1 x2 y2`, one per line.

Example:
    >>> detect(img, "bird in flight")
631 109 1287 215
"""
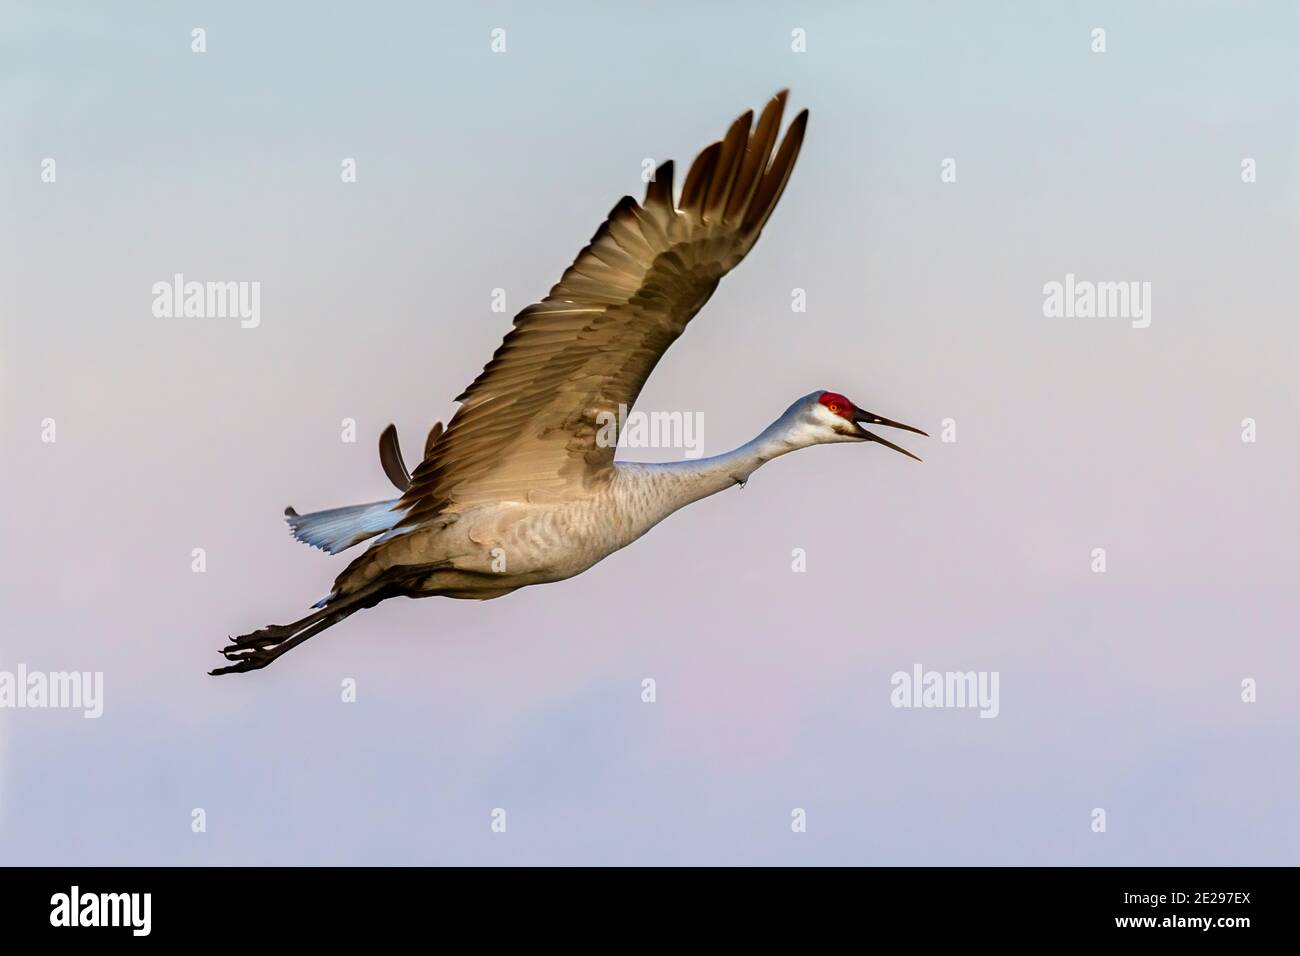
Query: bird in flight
213 91 925 675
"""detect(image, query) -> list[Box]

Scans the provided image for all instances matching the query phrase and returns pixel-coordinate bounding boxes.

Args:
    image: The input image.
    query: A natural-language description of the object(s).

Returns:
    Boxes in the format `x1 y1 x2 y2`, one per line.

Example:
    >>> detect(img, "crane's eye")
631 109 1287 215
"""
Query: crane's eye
817 391 852 417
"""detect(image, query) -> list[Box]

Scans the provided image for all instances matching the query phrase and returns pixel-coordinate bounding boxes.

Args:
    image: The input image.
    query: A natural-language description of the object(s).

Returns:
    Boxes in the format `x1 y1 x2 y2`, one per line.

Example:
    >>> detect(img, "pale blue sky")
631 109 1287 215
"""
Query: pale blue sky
1 1 1297 864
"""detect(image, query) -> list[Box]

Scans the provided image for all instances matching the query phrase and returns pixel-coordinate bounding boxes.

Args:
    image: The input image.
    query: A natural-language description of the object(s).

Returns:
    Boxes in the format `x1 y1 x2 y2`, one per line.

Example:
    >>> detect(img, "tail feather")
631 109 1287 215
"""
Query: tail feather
284 499 402 554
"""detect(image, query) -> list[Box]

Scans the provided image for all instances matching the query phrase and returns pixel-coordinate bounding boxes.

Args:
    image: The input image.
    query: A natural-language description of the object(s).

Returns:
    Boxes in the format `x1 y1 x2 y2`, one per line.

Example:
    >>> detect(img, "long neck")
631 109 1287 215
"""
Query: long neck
671 416 803 487
612 412 808 528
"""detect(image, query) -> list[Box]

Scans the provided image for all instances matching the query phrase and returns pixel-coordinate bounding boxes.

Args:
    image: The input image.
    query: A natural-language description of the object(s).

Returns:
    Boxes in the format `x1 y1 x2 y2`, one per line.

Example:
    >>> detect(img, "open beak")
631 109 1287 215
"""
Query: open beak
852 406 928 462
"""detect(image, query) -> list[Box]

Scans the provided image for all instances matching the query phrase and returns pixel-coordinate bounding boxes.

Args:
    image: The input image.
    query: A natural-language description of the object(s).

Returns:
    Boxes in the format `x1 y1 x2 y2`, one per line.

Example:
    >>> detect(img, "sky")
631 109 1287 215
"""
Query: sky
1 1 1297 865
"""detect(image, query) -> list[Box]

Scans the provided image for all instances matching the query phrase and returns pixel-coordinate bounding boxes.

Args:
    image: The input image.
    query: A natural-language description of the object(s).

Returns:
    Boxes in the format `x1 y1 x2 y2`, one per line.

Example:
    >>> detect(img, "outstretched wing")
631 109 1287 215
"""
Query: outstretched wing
398 92 808 527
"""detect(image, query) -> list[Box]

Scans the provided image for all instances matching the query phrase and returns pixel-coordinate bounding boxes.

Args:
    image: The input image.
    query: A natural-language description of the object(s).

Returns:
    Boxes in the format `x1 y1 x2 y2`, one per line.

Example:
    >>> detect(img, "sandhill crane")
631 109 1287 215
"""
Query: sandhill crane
213 91 925 675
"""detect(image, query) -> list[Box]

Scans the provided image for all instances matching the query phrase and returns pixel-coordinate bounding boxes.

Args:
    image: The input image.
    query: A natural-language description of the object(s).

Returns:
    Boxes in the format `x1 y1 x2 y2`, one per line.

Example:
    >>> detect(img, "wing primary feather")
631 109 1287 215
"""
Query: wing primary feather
743 108 808 234
725 92 786 224
703 110 752 221
680 141 721 214
644 160 675 210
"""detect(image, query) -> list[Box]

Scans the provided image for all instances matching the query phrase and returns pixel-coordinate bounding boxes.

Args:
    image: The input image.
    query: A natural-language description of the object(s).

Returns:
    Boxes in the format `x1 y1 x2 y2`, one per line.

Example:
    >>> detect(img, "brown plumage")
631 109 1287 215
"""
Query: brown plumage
395 91 807 527
213 92 850 677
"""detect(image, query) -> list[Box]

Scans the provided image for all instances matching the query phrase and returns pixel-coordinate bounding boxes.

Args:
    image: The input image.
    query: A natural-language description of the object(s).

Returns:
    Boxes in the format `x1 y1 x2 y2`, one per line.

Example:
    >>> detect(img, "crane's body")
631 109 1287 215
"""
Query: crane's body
214 93 925 675
310 393 896 596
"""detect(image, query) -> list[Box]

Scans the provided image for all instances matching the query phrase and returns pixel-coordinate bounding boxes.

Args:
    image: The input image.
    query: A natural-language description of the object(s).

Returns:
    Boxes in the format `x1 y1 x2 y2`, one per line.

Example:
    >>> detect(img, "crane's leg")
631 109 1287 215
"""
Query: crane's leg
211 587 385 676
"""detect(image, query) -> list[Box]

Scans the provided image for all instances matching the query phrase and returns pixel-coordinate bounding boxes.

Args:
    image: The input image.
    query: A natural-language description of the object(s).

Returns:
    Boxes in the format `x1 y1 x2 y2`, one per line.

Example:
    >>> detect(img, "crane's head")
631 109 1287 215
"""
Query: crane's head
794 390 928 460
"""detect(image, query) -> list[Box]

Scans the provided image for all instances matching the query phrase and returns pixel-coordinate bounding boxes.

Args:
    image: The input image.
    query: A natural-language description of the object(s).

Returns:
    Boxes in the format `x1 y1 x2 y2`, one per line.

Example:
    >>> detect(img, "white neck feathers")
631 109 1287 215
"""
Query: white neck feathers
612 406 814 526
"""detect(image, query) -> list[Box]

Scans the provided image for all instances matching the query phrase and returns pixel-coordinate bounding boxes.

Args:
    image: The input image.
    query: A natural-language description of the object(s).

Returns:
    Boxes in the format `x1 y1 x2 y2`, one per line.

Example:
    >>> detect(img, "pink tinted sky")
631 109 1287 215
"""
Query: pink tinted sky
1 1 1297 863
